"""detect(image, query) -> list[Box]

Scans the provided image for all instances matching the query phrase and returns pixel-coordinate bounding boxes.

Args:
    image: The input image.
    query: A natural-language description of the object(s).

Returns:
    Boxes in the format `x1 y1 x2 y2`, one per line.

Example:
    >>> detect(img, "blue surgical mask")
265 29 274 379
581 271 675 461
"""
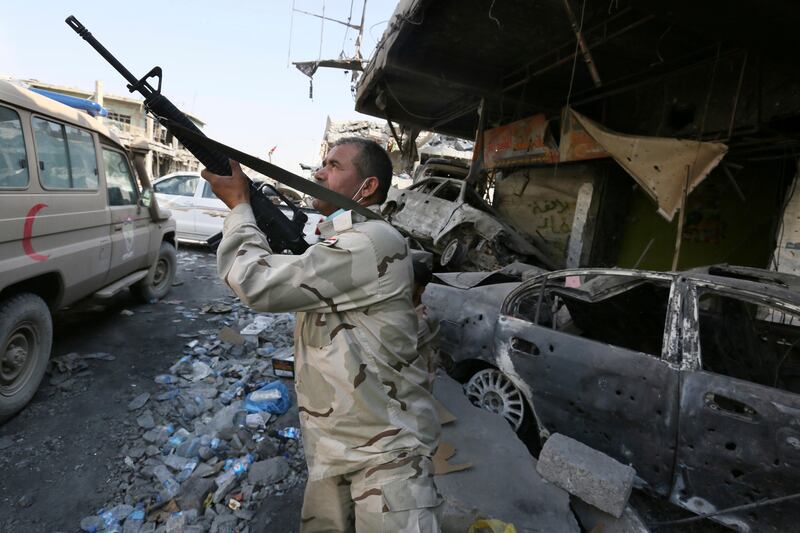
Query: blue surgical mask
324 179 369 221
325 209 346 221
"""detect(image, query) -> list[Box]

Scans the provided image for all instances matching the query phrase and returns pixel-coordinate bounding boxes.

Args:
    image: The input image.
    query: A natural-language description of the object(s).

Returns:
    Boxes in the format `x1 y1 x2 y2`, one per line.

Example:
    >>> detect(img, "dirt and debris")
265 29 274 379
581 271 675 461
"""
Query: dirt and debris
0 249 309 532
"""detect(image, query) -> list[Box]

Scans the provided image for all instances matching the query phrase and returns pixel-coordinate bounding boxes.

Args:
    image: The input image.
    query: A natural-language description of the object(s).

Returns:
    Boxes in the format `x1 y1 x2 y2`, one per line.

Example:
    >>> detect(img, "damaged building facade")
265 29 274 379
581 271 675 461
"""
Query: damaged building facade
354 0 800 530
7 78 204 178
355 0 800 275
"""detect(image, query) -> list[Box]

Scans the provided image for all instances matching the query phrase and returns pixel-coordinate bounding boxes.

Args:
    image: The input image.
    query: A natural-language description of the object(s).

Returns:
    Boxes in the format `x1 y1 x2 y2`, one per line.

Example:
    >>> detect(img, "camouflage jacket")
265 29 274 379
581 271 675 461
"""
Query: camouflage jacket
217 204 440 480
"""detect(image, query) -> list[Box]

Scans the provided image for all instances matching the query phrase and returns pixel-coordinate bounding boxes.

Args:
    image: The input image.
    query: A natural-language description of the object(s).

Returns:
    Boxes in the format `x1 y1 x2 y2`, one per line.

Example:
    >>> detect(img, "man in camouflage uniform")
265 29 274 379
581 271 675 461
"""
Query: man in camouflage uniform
202 138 442 532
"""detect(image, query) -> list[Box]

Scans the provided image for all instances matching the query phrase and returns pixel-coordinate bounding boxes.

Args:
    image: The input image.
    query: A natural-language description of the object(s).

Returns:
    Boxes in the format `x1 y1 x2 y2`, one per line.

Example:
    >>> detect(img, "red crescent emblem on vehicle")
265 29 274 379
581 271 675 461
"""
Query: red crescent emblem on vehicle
23 203 49 261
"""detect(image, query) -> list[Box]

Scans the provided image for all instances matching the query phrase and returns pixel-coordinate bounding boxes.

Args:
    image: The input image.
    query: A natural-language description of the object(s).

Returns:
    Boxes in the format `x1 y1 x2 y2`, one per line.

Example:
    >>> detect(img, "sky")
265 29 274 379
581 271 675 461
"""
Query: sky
0 0 399 173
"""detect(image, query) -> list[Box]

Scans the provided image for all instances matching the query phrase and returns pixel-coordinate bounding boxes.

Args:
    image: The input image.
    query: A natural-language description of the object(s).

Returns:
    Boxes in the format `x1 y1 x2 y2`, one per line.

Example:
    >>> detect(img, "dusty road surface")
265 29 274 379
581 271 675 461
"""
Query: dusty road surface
0 247 304 532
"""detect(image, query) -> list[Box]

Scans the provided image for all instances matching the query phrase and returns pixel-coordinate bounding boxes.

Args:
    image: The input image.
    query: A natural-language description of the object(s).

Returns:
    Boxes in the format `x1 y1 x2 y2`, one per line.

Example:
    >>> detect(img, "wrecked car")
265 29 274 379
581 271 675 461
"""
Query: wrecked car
383 176 558 271
425 265 800 531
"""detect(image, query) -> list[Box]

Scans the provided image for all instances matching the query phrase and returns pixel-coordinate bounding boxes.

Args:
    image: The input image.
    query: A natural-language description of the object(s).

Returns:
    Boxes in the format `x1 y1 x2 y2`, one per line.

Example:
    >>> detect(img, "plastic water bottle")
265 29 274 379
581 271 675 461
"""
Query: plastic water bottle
123 506 144 533
98 510 121 533
165 428 190 451
231 454 254 476
278 427 300 440
176 459 198 483
153 465 180 500
154 374 179 385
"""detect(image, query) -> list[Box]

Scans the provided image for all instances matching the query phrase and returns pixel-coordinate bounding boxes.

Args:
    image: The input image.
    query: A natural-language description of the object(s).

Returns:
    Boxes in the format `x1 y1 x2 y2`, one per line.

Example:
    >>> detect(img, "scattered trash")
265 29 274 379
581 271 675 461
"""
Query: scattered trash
468 518 518 533
64 273 304 533
201 303 232 314
277 427 300 440
245 381 291 415
271 348 295 378
227 498 242 511
127 392 150 411
218 326 245 346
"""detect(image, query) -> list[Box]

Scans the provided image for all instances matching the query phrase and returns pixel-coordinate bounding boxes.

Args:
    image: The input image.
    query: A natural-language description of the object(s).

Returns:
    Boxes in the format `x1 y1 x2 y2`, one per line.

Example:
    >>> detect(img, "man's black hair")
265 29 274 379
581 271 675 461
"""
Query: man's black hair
333 137 393 203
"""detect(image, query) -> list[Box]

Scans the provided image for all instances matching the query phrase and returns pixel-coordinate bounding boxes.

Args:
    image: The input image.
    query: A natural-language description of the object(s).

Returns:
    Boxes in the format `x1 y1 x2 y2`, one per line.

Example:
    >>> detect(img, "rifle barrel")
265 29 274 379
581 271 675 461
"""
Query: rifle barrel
65 16 147 94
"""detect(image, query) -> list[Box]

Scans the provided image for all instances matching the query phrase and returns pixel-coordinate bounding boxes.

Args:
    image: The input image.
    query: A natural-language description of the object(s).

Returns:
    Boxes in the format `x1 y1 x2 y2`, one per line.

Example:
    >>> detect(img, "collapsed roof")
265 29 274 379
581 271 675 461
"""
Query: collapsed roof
356 0 800 158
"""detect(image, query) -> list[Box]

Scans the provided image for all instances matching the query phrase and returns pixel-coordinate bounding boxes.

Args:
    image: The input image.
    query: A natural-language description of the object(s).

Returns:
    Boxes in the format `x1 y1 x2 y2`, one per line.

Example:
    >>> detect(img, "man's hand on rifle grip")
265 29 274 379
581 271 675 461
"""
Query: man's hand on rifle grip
201 160 250 210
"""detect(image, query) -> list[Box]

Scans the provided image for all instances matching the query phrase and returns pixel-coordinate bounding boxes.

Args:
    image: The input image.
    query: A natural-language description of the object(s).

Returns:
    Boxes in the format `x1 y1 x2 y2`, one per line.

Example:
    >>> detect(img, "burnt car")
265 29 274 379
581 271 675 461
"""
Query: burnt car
424 265 800 531
382 176 558 271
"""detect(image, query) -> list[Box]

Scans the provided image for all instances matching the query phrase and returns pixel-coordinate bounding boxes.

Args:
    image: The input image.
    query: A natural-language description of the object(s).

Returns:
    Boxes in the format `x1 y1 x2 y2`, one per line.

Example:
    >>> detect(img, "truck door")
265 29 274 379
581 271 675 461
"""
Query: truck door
102 148 150 283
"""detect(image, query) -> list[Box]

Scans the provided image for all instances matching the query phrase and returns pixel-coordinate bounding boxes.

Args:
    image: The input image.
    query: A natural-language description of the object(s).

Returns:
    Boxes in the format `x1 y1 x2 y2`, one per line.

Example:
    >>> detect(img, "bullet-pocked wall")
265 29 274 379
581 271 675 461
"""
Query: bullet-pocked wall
493 163 598 264
615 159 795 271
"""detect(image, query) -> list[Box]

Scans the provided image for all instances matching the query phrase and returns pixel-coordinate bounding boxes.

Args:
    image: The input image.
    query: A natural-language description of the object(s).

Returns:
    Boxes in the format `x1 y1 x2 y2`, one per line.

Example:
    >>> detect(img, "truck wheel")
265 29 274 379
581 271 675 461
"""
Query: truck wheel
132 241 177 303
0 293 53 422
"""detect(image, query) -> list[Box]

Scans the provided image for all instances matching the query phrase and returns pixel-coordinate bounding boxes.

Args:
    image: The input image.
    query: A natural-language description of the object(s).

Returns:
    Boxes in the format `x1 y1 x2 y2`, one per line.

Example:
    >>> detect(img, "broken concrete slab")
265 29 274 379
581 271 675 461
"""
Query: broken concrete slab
432 375 579 532
537 433 636 518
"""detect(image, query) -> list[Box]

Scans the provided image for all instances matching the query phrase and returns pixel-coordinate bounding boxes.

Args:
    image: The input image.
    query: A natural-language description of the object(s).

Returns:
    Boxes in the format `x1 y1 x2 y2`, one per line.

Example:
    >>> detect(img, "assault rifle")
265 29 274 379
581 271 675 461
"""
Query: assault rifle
66 16 309 254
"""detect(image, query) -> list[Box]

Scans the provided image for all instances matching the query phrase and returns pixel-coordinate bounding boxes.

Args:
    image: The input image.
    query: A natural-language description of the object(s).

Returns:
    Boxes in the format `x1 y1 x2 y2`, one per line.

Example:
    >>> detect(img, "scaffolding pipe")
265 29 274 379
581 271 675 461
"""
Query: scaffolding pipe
562 0 603 88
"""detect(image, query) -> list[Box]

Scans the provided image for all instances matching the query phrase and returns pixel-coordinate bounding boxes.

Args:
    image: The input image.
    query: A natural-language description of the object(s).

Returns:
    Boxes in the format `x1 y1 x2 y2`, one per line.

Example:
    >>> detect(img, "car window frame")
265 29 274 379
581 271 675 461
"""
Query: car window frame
30 114 99 192
684 279 800 374
0 104 31 190
503 270 679 362
102 146 140 207
154 174 199 198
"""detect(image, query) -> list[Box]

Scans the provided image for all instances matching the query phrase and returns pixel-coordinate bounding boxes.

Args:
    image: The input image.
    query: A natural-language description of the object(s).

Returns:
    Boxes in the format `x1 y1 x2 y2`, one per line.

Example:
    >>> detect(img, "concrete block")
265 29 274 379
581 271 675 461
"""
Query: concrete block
537 433 635 518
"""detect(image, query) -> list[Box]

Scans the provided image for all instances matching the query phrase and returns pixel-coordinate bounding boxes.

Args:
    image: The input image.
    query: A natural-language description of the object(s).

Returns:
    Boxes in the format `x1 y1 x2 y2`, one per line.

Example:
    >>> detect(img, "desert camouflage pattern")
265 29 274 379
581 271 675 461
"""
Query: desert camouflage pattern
416 304 440 392
217 204 440 481
300 454 442 532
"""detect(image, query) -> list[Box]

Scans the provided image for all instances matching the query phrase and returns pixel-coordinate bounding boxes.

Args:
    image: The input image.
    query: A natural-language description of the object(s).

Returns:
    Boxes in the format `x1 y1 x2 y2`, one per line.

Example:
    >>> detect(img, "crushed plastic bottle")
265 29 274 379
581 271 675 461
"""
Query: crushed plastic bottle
278 427 300 440
176 459 198 483
122 505 144 533
225 454 254 476
153 464 181 500
165 428 190 451
154 374 179 385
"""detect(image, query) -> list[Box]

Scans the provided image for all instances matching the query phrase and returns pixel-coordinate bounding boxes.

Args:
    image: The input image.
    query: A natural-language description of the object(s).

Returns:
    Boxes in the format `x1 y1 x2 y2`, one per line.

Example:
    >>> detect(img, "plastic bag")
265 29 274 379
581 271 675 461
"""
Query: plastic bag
468 519 517 533
244 380 291 415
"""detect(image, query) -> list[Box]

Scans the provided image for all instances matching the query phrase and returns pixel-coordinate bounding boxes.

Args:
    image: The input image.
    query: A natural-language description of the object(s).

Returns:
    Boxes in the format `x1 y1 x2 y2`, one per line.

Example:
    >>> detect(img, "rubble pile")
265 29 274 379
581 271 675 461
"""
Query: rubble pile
78 300 305 533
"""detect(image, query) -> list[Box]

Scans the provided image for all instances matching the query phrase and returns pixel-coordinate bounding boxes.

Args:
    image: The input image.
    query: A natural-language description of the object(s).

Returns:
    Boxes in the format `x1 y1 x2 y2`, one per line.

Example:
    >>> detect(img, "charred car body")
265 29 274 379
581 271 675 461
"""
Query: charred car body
424 265 800 531
383 176 558 271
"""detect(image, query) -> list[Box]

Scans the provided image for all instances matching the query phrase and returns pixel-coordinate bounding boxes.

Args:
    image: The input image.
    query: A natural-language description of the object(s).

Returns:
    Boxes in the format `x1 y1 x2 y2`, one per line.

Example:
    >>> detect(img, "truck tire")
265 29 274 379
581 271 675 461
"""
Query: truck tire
132 241 177 303
0 293 53 422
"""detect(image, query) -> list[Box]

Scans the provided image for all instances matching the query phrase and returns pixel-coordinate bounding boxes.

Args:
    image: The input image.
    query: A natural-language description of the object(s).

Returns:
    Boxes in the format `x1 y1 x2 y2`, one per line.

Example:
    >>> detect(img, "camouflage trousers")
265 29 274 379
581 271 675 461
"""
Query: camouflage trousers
300 455 443 532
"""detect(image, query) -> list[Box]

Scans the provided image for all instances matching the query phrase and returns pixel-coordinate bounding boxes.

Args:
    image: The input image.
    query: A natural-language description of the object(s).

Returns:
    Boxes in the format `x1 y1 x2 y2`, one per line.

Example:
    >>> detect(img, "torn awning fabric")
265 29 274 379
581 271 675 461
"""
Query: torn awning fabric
567 108 728 222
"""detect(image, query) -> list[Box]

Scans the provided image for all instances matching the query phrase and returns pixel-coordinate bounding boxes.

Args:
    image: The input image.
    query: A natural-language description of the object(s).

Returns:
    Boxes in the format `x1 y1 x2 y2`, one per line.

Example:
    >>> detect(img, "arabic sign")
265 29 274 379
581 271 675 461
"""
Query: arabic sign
483 114 559 169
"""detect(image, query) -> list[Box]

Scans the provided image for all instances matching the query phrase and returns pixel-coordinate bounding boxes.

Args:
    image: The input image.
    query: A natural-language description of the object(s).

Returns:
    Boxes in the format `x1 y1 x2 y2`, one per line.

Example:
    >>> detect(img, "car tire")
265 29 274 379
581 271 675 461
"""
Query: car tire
0 293 53 422
132 241 177 303
464 368 542 455
439 234 467 267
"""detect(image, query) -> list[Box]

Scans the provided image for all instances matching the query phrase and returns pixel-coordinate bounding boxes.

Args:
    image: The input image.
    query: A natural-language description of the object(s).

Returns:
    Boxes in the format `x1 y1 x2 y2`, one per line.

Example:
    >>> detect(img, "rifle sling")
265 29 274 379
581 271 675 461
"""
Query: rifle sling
161 119 382 221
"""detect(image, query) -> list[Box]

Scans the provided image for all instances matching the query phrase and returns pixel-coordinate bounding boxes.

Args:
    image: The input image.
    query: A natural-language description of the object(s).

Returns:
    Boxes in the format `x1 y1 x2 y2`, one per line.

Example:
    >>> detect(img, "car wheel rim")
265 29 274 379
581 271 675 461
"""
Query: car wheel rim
153 258 169 287
464 368 525 431
1 324 37 391
441 239 459 266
